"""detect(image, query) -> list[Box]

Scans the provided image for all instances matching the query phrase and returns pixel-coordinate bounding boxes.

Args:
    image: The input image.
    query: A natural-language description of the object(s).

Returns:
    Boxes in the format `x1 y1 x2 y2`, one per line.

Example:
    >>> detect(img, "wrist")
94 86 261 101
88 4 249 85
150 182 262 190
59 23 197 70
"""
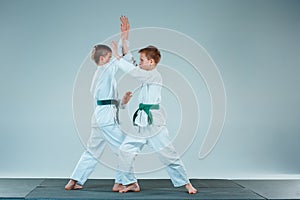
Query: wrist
115 54 121 60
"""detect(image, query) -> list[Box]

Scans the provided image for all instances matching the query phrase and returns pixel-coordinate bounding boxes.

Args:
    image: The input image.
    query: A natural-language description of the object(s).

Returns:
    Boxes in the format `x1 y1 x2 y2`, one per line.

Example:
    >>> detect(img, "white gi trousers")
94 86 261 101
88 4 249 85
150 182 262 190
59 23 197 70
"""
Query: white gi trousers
70 122 133 185
119 126 189 187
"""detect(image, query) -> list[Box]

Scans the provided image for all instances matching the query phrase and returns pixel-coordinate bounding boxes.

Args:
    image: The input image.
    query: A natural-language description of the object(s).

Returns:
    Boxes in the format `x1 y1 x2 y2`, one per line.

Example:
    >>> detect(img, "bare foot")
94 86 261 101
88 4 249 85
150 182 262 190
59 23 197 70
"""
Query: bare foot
64 179 83 190
112 183 124 192
185 183 197 194
119 182 140 193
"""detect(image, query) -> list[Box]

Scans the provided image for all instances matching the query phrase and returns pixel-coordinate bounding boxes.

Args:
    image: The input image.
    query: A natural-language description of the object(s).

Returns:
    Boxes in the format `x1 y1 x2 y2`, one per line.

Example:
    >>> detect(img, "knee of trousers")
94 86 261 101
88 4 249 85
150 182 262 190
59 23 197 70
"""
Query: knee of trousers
119 142 140 154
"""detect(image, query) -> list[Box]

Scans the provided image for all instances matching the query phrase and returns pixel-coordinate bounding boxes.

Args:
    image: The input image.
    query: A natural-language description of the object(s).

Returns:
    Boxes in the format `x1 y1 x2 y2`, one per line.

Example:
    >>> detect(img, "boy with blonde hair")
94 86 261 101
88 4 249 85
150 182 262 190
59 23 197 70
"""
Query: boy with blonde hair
65 17 135 192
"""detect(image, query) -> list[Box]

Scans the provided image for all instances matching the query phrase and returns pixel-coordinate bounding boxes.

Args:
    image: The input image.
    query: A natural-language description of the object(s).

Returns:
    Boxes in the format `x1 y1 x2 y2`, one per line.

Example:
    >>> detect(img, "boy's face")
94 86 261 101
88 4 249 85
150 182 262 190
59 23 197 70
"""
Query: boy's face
139 53 156 71
99 52 112 66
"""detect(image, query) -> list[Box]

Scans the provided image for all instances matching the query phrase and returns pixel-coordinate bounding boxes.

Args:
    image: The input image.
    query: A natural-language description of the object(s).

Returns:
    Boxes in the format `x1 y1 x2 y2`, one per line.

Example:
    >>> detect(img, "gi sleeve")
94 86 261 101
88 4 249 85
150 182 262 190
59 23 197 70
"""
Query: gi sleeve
116 58 152 82
118 39 137 66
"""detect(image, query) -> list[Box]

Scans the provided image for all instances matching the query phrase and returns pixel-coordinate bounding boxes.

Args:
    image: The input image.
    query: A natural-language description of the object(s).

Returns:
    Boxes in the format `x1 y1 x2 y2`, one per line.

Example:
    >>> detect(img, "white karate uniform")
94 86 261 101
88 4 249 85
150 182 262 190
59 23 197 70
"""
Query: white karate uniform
70 54 135 186
116 58 190 187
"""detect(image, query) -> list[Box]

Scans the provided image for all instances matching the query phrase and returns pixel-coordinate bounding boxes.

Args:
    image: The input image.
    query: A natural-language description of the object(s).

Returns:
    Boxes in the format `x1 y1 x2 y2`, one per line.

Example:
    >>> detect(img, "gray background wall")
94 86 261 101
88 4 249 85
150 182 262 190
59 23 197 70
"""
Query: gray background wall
0 0 299 179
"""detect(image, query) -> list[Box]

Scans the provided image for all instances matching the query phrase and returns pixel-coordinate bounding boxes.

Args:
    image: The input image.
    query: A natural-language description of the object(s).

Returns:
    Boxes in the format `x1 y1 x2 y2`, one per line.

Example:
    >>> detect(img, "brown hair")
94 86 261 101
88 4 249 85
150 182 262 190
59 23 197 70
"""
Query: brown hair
138 45 161 64
90 44 112 65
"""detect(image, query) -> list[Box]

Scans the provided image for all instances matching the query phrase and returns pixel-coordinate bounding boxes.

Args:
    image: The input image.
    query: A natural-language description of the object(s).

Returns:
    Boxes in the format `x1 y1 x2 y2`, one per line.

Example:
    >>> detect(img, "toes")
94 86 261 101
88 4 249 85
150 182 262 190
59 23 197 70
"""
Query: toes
64 180 75 190
119 189 127 193
73 184 83 190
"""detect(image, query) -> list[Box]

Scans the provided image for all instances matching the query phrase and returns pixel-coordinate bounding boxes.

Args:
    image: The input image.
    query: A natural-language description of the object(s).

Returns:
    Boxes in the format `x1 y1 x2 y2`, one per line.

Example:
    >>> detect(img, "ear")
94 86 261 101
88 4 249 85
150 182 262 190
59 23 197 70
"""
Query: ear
99 56 105 64
150 59 155 66
96 56 104 65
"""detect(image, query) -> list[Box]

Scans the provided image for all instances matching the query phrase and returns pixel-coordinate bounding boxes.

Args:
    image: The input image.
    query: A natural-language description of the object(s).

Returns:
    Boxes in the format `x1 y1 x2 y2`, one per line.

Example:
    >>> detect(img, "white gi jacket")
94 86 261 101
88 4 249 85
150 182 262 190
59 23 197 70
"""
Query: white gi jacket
90 60 120 126
89 41 133 127
117 58 166 127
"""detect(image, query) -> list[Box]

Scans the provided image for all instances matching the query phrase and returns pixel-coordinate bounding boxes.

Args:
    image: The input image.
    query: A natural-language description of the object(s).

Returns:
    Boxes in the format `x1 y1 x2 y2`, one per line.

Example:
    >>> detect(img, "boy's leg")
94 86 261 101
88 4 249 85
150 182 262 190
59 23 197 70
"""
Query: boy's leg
101 125 139 191
148 126 197 193
100 125 125 191
118 135 146 192
65 126 106 189
148 126 189 186
69 150 99 186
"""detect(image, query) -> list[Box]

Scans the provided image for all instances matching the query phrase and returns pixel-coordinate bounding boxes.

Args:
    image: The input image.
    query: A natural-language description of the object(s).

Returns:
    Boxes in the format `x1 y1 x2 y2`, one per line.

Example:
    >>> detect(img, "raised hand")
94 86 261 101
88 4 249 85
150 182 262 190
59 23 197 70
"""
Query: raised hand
120 16 130 40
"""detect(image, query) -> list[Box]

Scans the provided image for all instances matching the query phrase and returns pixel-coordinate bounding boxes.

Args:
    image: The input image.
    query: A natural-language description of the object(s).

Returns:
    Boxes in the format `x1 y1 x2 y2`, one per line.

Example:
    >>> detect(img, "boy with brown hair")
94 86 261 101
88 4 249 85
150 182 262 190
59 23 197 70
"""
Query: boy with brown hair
111 24 197 194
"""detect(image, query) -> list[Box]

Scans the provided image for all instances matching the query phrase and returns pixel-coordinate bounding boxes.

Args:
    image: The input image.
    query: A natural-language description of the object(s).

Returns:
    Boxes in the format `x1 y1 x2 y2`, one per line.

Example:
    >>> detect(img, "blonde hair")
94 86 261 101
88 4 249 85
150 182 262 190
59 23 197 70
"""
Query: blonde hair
90 44 112 65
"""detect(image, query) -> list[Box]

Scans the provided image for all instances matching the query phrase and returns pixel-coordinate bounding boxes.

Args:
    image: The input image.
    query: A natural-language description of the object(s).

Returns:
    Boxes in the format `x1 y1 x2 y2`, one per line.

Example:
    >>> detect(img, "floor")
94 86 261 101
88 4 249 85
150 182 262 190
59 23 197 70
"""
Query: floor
0 179 300 199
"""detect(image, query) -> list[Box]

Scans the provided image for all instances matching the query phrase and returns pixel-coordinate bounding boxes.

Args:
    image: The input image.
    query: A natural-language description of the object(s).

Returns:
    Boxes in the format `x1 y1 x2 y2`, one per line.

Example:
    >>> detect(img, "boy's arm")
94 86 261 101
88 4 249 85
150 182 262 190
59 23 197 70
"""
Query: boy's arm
112 41 151 81
119 91 132 109
119 16 137 66
118 39 136 64
120 15 129 41
112 42 135 73
117 16 129 57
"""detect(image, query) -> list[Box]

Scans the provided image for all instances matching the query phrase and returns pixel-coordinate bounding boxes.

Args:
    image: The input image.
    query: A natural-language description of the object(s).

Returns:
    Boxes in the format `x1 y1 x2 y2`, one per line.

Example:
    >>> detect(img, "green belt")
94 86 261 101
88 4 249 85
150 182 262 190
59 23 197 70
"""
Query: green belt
133 103 160 126
97 99 120 124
